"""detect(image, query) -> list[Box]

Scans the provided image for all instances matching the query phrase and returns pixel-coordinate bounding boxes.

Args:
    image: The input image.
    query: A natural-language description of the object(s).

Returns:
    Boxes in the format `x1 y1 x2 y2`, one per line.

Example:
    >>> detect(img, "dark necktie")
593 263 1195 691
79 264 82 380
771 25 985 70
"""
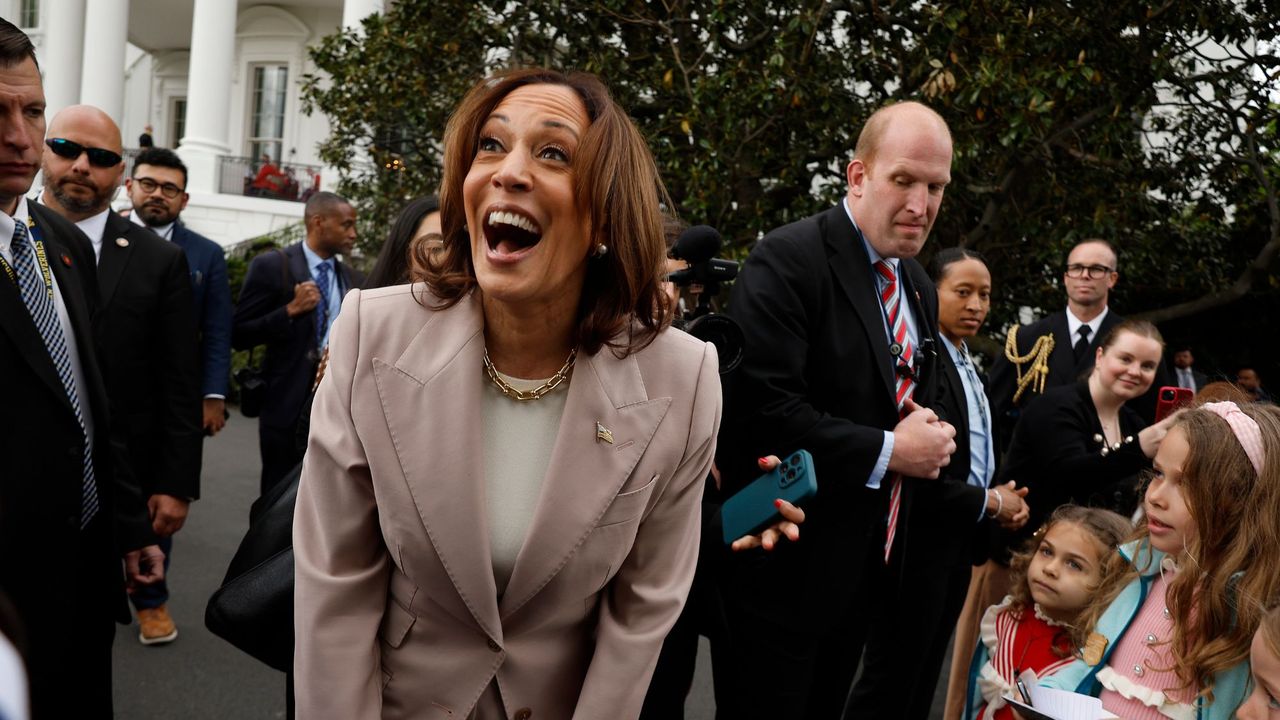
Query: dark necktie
314 260 333 350
9 221 100 528
1073 324 1092 365
874 260 914 563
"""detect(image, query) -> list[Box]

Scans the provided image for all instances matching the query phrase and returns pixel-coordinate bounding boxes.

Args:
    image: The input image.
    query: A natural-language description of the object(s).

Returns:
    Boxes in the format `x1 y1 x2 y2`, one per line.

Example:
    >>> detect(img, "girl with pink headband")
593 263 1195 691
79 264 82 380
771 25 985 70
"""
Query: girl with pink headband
1040 401 1280 720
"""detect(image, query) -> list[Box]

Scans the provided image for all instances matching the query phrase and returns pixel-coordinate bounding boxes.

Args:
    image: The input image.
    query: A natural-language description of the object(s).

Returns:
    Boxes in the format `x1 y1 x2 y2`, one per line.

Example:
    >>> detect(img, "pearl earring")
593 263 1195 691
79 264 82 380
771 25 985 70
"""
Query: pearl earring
593 243 608 258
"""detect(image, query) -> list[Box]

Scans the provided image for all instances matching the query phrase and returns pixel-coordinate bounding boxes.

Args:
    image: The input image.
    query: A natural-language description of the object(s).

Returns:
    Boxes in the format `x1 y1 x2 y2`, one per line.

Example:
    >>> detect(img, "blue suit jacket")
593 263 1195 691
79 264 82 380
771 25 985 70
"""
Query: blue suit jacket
171 221 232 398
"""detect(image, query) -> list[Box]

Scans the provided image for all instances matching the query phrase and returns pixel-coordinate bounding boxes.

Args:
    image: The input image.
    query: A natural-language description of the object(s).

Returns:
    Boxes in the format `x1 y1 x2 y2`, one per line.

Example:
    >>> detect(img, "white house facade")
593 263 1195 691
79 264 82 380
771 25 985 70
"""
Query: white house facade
2 0 383 247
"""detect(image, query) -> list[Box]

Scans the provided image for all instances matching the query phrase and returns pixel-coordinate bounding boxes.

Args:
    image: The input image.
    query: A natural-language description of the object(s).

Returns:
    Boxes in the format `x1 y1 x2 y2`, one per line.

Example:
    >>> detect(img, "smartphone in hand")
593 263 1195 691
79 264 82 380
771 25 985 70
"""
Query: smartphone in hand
721 449 817 545
1155 385 1194 422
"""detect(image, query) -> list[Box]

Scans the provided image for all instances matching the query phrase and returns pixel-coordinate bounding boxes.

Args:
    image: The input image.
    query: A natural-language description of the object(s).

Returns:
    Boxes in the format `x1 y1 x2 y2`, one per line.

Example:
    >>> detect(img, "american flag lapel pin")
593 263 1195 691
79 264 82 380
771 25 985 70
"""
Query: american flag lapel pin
595 421 614 445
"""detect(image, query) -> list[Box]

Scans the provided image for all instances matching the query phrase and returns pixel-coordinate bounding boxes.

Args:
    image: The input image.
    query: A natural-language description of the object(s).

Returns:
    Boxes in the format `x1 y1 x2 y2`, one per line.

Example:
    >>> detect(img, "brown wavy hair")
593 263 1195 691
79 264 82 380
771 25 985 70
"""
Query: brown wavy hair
1263 604 1280 662
1076 402 1280 705
423 68 674 357
1005 505 1131 658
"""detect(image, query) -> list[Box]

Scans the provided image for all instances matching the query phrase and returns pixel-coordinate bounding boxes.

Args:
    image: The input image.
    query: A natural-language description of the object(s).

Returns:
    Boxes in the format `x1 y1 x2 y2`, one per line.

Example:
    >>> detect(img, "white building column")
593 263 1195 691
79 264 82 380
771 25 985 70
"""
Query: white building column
342 0 384 31
40 0 86 121
176 0 237 194
79 0 130 123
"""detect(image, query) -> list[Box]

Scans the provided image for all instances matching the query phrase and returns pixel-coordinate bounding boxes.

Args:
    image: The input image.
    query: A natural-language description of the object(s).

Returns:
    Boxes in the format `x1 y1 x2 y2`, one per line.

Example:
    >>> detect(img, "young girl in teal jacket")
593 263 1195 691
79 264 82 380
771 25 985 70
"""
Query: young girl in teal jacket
1042 401 1280 720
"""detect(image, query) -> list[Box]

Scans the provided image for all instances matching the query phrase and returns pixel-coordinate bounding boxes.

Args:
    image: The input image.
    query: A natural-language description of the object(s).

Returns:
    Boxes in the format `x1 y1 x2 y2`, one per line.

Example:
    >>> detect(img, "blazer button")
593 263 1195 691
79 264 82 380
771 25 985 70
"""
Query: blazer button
514 709 532 720
487 638 501 653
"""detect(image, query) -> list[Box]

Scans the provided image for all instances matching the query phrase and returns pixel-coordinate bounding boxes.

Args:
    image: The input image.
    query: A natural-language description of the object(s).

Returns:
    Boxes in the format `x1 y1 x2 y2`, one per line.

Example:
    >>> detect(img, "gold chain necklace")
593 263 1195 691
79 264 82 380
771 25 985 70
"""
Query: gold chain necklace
483 347 577 401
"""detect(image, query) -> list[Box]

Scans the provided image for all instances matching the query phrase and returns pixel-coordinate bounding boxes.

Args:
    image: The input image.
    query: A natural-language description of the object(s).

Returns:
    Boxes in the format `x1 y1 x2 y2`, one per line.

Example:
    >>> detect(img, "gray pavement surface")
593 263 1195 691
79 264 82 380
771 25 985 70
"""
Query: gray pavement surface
111 413 952 718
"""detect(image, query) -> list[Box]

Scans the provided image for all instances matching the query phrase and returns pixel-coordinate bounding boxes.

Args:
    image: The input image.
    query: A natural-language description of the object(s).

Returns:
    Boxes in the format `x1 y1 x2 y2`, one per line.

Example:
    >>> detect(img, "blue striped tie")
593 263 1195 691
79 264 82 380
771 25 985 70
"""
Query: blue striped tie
10 221 100 528
314 260 332 350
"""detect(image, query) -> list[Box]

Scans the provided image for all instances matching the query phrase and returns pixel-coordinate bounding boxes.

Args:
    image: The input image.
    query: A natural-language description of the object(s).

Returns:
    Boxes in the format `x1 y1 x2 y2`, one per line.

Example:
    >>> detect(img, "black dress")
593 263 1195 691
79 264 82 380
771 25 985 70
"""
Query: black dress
989 380 1148 563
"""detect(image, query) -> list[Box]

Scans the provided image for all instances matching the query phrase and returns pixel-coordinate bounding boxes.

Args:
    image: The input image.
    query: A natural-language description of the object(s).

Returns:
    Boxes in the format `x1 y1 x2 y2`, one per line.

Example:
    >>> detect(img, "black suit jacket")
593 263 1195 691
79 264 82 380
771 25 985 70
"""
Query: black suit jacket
1 202 153 644
989 308 1171 449
989 380 1148 563
95 212 203 499
918 342 993 567
988 309 1122 450
717 203 943 617
232 242 363 430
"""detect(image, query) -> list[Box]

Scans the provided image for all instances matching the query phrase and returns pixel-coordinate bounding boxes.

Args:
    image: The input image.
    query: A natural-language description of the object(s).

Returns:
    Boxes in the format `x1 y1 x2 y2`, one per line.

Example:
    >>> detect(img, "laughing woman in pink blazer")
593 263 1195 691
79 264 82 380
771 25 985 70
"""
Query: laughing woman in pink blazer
293 69 721 719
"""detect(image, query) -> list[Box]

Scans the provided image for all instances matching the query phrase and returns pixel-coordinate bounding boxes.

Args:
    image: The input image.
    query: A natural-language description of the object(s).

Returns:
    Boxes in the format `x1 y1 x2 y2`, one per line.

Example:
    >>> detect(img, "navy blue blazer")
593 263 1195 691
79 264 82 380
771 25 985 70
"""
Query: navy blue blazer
232 241 363 430
171 221 232 398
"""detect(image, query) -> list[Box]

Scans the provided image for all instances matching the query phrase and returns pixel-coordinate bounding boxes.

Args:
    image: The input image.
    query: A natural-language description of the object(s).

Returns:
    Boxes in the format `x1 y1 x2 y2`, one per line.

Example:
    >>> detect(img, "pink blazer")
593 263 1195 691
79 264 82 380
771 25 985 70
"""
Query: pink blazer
293 285 721 719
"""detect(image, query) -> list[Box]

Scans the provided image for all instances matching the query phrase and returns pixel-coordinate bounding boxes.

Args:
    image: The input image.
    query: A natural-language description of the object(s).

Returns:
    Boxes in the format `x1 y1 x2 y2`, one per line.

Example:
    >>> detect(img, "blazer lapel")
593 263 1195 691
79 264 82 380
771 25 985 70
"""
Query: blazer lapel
939 346 970 439
96 215 135 307
499 346 671 619
371 293 502 642
0 268 72 415
287 243 311 285
824 207 896 402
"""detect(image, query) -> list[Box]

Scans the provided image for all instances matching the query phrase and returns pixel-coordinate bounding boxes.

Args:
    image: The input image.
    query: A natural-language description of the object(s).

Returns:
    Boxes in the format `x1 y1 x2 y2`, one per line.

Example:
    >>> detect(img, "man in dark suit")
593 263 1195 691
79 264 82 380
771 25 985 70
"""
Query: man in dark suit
125 147 233 438
0 22 163 716
714 102 957 718
39 104 202 647
1171 345 1209 393
848 249 1028 719
988 239 1125 449
233 191 362 493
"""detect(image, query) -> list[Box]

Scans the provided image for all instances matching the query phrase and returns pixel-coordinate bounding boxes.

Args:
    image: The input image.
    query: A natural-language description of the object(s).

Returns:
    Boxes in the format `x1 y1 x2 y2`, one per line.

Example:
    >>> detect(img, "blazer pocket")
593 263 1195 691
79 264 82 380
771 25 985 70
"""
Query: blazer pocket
379 598 416 649
379 570 418 649
595 474 659 528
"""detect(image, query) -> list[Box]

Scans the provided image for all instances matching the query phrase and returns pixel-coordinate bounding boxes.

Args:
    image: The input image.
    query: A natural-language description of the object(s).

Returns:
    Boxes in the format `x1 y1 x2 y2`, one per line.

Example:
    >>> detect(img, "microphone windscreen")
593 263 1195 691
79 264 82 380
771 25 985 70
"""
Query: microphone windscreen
672 225 722 264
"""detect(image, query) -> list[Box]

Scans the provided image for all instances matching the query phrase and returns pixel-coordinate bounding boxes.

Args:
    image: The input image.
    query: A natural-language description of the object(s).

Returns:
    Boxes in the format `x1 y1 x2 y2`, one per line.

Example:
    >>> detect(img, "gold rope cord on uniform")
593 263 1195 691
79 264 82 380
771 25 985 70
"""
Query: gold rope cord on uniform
1004 324 1055 404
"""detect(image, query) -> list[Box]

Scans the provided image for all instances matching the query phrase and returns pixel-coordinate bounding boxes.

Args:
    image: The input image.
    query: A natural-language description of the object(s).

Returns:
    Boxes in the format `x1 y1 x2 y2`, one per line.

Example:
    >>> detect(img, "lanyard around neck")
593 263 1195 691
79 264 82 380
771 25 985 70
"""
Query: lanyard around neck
0 217 53 300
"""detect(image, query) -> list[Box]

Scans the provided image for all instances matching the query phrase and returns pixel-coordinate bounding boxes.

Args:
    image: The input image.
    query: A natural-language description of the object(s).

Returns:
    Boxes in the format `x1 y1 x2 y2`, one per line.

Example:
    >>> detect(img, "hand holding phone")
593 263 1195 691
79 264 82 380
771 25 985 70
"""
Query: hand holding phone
721 450 817 545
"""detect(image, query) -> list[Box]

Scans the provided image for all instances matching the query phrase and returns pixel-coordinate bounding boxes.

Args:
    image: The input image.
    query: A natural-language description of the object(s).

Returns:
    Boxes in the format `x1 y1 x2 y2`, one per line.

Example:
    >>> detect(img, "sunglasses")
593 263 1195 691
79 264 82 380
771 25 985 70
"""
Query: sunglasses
45 138 123 168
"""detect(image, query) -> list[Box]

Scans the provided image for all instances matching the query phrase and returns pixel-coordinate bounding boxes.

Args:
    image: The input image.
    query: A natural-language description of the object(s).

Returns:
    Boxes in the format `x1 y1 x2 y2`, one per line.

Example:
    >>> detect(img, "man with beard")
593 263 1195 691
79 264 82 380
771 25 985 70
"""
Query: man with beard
121 146 231 644
126 147 232 439
40 105 202 647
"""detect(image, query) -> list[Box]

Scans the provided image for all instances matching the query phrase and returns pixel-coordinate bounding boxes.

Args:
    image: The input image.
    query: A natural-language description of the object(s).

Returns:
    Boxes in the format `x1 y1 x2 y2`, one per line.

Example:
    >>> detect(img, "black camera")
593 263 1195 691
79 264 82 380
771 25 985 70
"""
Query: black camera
667 225 744 374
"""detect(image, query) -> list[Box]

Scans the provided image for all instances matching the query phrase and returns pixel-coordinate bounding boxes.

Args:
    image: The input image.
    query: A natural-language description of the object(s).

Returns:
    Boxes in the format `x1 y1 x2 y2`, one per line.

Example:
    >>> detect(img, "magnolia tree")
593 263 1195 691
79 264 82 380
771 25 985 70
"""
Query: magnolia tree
303 0 1278 339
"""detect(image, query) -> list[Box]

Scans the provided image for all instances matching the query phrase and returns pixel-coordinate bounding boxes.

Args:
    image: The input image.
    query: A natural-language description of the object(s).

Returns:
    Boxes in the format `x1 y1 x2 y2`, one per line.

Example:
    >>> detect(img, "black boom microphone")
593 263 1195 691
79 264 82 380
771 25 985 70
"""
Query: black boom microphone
666 224 743 374
671 224 722 263
668 225 739 287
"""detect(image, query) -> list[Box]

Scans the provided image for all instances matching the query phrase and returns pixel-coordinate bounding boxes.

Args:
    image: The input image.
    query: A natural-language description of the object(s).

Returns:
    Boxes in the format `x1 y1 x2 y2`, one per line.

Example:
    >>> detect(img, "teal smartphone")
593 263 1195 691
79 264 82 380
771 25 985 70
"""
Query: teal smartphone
721 449 817 545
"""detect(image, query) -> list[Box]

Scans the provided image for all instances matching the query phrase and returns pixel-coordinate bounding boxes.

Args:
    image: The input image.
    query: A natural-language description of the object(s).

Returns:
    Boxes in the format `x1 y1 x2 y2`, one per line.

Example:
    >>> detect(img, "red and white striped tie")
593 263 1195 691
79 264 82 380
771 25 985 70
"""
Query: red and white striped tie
875 260 915 563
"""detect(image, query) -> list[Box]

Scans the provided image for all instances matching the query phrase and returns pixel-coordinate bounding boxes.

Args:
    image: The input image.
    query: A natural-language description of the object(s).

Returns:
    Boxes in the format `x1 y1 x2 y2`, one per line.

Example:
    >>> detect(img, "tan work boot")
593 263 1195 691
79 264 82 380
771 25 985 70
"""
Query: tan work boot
137 604 179 645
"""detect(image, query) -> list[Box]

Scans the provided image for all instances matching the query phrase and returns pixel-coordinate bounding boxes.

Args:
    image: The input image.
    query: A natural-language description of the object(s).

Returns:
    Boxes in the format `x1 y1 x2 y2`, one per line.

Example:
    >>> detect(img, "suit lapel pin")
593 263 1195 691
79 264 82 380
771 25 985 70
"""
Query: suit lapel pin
60 253 71 267
595 421 614 445
115 237 129 247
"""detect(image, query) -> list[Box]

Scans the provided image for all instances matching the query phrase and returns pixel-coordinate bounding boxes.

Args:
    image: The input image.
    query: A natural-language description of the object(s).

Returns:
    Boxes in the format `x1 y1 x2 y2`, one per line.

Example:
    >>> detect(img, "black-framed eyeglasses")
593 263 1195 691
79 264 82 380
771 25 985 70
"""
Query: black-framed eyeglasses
1065 263 1115 279
132 176 185 199
44 138 123 168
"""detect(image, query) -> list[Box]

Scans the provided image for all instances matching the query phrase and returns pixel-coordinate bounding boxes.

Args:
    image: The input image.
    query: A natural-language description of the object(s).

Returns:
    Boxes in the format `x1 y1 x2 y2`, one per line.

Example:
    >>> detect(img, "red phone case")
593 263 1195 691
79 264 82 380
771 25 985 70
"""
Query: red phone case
1155 385 1194 422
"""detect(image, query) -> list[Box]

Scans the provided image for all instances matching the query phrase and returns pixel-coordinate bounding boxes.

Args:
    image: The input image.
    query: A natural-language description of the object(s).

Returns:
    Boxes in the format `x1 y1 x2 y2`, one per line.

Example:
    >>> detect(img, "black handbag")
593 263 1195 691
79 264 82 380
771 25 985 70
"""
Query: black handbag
235 348 267 418
205 461 300 672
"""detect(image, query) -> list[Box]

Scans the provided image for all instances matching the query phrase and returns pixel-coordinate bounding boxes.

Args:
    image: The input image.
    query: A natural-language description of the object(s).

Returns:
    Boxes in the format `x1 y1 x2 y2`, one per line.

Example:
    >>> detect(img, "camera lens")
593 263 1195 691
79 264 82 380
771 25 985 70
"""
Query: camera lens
1161 389 1175 401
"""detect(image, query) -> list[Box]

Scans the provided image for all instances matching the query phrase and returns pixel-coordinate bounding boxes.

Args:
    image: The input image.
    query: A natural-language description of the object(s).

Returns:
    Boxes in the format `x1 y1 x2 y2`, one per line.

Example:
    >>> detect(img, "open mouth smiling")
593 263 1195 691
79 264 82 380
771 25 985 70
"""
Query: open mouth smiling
484 206 543 256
